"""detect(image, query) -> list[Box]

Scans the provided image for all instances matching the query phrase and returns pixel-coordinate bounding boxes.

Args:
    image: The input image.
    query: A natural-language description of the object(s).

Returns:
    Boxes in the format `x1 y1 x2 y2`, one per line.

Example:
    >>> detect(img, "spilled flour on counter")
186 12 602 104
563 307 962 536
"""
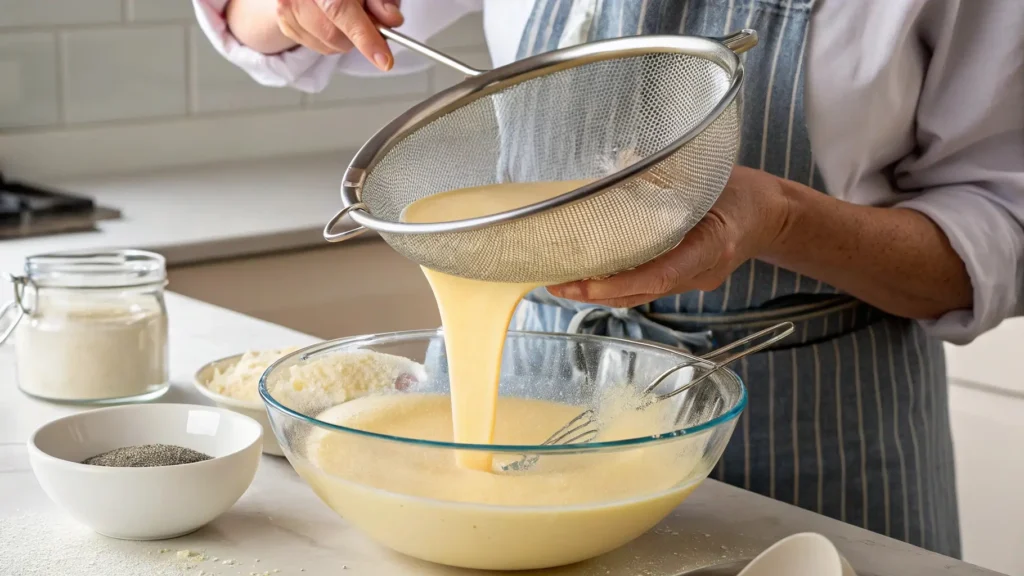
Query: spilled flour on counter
0 513 298 576
565 525 762 576
1 513 172 576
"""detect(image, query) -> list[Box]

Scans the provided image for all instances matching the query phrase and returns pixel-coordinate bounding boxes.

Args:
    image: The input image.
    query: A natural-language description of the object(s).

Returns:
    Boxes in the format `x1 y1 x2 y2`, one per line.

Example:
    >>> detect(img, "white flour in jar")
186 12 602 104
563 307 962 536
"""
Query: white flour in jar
15 297 168 401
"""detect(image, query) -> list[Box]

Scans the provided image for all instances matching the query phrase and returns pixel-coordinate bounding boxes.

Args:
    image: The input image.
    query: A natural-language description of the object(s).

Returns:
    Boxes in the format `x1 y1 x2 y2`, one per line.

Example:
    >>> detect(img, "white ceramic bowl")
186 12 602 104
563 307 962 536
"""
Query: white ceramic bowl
28 403 262 540
193 354 283 456
739 532 856 576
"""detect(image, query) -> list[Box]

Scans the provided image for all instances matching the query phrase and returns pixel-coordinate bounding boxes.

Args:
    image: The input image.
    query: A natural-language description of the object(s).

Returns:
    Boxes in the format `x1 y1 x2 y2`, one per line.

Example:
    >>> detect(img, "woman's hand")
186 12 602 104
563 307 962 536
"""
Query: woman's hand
548 166 791 309
225 0 403 69
549 165 973 321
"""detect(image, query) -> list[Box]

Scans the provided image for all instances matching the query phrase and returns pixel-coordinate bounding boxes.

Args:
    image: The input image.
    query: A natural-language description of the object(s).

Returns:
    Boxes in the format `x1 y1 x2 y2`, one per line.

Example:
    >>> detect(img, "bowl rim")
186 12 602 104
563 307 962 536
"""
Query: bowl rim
192 353 266 410
259 329 748 454
27 403 263 473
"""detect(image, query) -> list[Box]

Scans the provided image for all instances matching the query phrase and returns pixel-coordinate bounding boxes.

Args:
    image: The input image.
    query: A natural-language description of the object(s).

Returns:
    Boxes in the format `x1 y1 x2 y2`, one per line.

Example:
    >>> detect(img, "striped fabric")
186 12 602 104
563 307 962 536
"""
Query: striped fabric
510 0 961 557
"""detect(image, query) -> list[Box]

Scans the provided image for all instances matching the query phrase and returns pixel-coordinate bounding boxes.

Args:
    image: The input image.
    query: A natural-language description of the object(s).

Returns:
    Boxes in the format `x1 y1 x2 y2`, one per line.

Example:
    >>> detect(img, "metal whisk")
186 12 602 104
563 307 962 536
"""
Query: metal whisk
324 26 758 284
500 409 599 473
500 322 794 473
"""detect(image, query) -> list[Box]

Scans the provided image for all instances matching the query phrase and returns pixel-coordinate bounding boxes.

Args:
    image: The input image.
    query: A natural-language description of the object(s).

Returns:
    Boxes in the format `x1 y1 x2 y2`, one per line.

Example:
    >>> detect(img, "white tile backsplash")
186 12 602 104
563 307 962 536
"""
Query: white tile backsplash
129 0 196 22
62 26 187 123
0 101 421 179
0 0 122 29
430 12 487 50
0 3 487 179
0 33 59 128
307 68 431 104
430 48 494 92
189 26 302 114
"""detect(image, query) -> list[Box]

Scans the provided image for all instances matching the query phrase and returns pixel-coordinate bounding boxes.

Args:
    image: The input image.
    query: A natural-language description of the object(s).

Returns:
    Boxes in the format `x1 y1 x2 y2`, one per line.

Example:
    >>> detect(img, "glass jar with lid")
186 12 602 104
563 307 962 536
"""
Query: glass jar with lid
0 250 169 404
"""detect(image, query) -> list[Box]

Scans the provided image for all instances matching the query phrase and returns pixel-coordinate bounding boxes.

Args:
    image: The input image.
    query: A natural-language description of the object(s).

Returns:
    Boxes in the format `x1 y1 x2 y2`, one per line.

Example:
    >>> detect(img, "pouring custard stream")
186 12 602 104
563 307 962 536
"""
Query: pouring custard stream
293 179 713 570
400 180 592 471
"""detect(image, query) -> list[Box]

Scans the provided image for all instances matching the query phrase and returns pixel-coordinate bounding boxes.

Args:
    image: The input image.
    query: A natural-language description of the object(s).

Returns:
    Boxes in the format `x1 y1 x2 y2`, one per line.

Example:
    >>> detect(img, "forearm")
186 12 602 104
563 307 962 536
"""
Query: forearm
225 0 297 54
764 179 973 320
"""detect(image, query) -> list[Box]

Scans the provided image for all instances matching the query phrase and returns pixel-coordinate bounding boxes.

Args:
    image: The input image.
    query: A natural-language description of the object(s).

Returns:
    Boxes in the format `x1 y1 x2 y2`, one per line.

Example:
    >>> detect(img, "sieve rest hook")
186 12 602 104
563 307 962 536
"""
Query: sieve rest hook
324 203 370 243
714 29 759 55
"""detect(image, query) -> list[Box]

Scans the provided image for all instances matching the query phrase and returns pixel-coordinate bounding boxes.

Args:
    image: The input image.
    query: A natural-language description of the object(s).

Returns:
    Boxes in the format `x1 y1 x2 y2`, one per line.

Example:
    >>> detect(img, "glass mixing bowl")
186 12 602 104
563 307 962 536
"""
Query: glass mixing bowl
260 330 746 571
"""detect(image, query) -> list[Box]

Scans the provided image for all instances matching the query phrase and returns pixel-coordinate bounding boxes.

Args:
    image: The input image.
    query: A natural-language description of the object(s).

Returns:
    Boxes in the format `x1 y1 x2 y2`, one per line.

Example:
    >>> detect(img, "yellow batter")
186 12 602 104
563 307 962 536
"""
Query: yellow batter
299 181 709 570
402 180 592 471
300 392 705 570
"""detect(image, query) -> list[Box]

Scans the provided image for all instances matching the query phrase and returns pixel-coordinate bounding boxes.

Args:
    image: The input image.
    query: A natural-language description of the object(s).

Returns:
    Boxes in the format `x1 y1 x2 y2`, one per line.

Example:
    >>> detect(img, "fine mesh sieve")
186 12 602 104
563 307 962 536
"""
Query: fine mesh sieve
324 27 758 284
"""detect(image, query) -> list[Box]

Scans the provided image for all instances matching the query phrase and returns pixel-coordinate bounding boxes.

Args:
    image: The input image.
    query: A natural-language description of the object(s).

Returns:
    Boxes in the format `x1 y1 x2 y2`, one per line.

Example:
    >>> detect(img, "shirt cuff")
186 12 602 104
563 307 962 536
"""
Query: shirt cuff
192 0 481 92
193 0 341 92
898 186 1024 345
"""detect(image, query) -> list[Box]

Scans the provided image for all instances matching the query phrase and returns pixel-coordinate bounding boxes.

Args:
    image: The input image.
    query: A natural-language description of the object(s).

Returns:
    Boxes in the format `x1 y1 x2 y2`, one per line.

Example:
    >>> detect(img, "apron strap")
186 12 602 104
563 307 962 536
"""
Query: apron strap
526 289 882 354
528 289 713 351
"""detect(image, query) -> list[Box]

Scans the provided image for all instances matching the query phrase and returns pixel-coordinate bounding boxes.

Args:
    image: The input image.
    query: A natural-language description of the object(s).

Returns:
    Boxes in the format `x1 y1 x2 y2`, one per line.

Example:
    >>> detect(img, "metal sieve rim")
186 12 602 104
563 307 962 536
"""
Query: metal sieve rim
330 31 755 239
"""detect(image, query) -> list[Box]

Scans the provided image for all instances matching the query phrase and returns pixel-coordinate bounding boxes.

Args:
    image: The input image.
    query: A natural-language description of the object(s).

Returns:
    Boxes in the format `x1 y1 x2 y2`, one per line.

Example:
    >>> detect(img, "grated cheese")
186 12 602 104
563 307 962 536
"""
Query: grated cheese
272 350 427 411
206 347 427 409
206 348 298 403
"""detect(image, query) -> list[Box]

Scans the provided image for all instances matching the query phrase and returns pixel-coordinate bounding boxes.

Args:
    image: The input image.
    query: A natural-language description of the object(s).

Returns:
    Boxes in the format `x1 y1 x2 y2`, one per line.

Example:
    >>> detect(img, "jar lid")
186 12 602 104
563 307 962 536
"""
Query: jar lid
24 249 166 289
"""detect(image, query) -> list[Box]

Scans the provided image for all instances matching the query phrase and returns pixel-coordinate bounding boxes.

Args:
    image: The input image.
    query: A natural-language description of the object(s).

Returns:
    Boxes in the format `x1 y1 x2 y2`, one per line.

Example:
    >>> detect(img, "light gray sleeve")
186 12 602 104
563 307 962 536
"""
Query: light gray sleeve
192 0 481 93
893 0 1024 345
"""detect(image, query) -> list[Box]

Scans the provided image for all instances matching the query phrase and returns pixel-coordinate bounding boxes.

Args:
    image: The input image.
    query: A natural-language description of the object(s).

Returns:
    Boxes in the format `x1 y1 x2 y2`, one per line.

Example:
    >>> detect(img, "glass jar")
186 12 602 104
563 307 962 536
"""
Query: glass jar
0 250 169 404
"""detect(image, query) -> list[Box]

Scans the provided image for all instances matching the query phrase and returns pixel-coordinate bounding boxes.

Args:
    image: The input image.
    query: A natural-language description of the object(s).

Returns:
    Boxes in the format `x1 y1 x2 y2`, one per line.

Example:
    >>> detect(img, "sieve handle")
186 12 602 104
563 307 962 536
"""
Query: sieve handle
378 26 485 77
324 203 370 243
715 29 758 55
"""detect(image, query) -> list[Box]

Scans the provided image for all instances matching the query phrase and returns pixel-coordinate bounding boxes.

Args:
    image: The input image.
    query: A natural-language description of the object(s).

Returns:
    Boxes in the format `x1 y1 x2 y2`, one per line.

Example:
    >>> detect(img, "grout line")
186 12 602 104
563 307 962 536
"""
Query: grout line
62 149 349 182
0 96 422 135
185 25 198 115
122 0 132 22
430 42 491 53
0 19 198 33
949 378 1024 401
302 93 427 110
54 31 67 126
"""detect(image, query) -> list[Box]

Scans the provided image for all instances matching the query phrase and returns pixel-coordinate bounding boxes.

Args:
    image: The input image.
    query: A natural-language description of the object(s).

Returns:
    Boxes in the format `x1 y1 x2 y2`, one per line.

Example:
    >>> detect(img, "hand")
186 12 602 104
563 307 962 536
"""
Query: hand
548 166 791 308
227 0 403 68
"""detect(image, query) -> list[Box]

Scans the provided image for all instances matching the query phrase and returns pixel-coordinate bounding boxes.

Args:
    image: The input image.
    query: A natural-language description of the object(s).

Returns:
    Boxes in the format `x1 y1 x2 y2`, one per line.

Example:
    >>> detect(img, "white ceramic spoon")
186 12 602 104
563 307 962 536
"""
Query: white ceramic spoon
737 532 857 576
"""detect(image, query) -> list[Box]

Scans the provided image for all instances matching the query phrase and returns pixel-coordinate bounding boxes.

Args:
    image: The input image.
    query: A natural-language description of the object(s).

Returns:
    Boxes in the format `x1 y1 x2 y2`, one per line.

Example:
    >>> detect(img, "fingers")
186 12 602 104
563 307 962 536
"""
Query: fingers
366 0 404 28
278 19 338 54
578 295 662 309
276 0 398 69
280 0 353 54
548 262 677 303
319 0 394 70
549 221 728 304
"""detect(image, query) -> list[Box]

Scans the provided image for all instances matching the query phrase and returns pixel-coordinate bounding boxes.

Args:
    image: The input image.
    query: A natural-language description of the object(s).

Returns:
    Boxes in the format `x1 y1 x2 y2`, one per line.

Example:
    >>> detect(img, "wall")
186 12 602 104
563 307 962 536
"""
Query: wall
0 1 490 180
3 3 1022 573
945 320 1024 576
167 241 441 339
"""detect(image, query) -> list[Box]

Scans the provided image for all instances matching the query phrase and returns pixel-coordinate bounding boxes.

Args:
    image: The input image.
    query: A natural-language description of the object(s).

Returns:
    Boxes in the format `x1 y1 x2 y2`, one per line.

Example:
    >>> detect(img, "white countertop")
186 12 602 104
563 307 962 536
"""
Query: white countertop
0 154 1012 575
0 292 1002 575
0 152 354 301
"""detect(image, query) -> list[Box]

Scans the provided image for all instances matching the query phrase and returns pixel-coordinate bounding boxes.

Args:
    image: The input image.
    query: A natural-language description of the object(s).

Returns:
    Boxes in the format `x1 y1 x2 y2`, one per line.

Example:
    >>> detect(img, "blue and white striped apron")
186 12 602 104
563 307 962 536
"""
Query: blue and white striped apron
509 0 961 557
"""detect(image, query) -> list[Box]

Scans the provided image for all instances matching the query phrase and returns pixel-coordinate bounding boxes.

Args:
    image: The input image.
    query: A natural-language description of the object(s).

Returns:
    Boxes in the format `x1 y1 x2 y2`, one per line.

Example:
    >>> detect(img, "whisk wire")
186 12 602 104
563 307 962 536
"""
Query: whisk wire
499 322 794 473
